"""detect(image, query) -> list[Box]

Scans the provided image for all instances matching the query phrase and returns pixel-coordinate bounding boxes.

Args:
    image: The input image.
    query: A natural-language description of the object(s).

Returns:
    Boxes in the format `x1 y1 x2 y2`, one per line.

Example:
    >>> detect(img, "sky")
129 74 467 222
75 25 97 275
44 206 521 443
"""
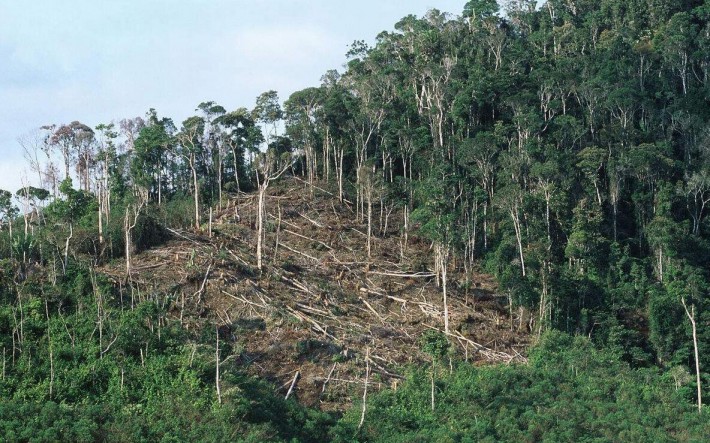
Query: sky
0 0 465 194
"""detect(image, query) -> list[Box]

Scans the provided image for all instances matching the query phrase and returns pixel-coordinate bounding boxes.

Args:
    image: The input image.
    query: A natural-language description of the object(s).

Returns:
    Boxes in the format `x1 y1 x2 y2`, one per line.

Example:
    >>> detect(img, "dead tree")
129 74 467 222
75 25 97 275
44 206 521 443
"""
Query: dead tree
255 151 295 270
359 164 381 260
216 325 222 404
681 297 703 413
124 189 147 278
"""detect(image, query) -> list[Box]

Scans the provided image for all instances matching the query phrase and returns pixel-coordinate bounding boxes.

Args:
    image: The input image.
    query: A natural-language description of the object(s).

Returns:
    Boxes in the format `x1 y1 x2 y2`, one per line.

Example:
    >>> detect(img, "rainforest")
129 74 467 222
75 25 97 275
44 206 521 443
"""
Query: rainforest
0 1 708 441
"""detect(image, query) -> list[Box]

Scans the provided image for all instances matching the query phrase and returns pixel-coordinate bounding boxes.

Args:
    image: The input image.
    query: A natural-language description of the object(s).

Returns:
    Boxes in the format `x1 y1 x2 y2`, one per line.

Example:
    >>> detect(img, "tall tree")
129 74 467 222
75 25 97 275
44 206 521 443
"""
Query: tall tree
175 116 206 230
253 90 283 149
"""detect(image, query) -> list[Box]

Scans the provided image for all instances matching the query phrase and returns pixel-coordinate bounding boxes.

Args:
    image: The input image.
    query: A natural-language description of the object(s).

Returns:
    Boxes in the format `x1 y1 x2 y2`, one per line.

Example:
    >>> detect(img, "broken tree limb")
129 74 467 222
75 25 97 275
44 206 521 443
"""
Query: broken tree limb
282 228 333 250
165 227 202 245
370 270 436 278
299 212 324 228
285 370 300 399
422 323 526 363
321 362 338 393
221 290 268 310
285 306 337 341
193 262 213 303
359 297 385 323
279 242 320 263
292 176 354 205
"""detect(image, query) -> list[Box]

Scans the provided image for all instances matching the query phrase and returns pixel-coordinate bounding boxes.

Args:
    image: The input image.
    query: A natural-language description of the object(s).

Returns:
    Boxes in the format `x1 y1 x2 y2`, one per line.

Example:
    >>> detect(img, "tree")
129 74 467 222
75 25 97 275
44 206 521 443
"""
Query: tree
655 12 697 95
254 147 294 271
15 185 49 237
684 169 710 235
412 168 458 333
420 330 449 411
0 189 18 241
359 164 382 259
42 121 95 189
253 90 283 149
45 178 93 274
285 87 323 190
124 189 148 279
680 297 702 413
131 112 174 205
463 0 499 23
196 101 227 206
496 185 527 277
175 116 206 230
214 108 263 194
95 122 119 250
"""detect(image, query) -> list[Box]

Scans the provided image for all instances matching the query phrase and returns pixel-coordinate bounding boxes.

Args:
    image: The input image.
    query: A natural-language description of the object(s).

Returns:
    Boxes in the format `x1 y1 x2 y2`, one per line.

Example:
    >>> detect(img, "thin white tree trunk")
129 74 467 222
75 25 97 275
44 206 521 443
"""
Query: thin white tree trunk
191 156 200 230
682 298 703 413
216 325 222 404
358 347 370 430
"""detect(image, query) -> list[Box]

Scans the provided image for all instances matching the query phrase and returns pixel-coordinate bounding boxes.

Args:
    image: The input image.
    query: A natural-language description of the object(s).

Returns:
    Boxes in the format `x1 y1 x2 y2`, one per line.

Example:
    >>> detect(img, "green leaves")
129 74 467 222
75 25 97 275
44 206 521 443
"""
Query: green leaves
337 332 709 442
420 330 449 360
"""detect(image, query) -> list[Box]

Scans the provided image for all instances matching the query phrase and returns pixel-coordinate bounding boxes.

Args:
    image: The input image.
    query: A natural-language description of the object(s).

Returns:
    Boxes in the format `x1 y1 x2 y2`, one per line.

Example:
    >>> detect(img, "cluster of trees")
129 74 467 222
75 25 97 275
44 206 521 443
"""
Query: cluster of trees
280 0 709 400
1 92 290 269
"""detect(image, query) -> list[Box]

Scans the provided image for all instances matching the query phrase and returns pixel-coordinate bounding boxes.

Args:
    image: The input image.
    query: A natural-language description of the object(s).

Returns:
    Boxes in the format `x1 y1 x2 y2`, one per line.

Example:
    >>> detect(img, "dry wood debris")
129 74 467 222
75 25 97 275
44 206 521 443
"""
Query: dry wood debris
101 178 530 410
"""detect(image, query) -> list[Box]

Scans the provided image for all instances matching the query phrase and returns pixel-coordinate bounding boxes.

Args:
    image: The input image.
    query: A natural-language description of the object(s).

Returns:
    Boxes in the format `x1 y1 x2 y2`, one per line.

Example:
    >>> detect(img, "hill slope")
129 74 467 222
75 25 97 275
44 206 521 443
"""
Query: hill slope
103 178 530 409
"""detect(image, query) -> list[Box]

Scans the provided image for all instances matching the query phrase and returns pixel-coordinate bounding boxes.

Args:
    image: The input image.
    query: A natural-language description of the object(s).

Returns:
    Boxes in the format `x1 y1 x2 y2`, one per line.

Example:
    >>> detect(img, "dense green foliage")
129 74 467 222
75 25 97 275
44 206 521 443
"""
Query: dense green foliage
333 332 709 442
0 264 333 442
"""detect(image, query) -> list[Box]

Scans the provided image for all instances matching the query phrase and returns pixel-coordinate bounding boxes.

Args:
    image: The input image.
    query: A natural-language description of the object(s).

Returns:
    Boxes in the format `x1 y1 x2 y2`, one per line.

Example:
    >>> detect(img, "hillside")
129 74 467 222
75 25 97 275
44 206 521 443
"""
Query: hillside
102 177 529 410
3 0 710 439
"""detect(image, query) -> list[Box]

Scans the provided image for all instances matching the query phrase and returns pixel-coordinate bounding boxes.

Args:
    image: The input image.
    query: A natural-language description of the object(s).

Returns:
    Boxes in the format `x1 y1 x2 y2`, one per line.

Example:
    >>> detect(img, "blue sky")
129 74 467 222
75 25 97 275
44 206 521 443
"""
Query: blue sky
0 0 465 193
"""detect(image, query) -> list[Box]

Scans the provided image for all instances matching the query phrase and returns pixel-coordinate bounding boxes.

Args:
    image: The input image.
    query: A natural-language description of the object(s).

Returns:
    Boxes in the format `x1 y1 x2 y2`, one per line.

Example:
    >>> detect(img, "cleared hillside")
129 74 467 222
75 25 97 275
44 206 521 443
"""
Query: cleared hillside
102 177 530 410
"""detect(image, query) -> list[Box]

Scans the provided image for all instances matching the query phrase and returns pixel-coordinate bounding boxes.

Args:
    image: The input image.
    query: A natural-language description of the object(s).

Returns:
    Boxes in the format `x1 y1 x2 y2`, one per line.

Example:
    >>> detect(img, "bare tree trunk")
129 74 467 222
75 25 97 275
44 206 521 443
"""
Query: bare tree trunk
215 325 222 404
510 207 526 277
191 155 200 230
44 298 54 399
435 243 450 333
8 216 13 259
358 347 370 431
324 128 330 182
124 210 131 277
257 184 266 270
255 157 294 270
441 247 449 334
483 203 488 250
681 298 703 413
232 147 241 193
63 224 73 275
98 186 104 249
402 205 409 258
367 188 372 259
158 167 162 207
90 269 103 358
334 143 344 203
430 359 436 411
124 198 145 278
218 152 223 210
274 201 282 260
